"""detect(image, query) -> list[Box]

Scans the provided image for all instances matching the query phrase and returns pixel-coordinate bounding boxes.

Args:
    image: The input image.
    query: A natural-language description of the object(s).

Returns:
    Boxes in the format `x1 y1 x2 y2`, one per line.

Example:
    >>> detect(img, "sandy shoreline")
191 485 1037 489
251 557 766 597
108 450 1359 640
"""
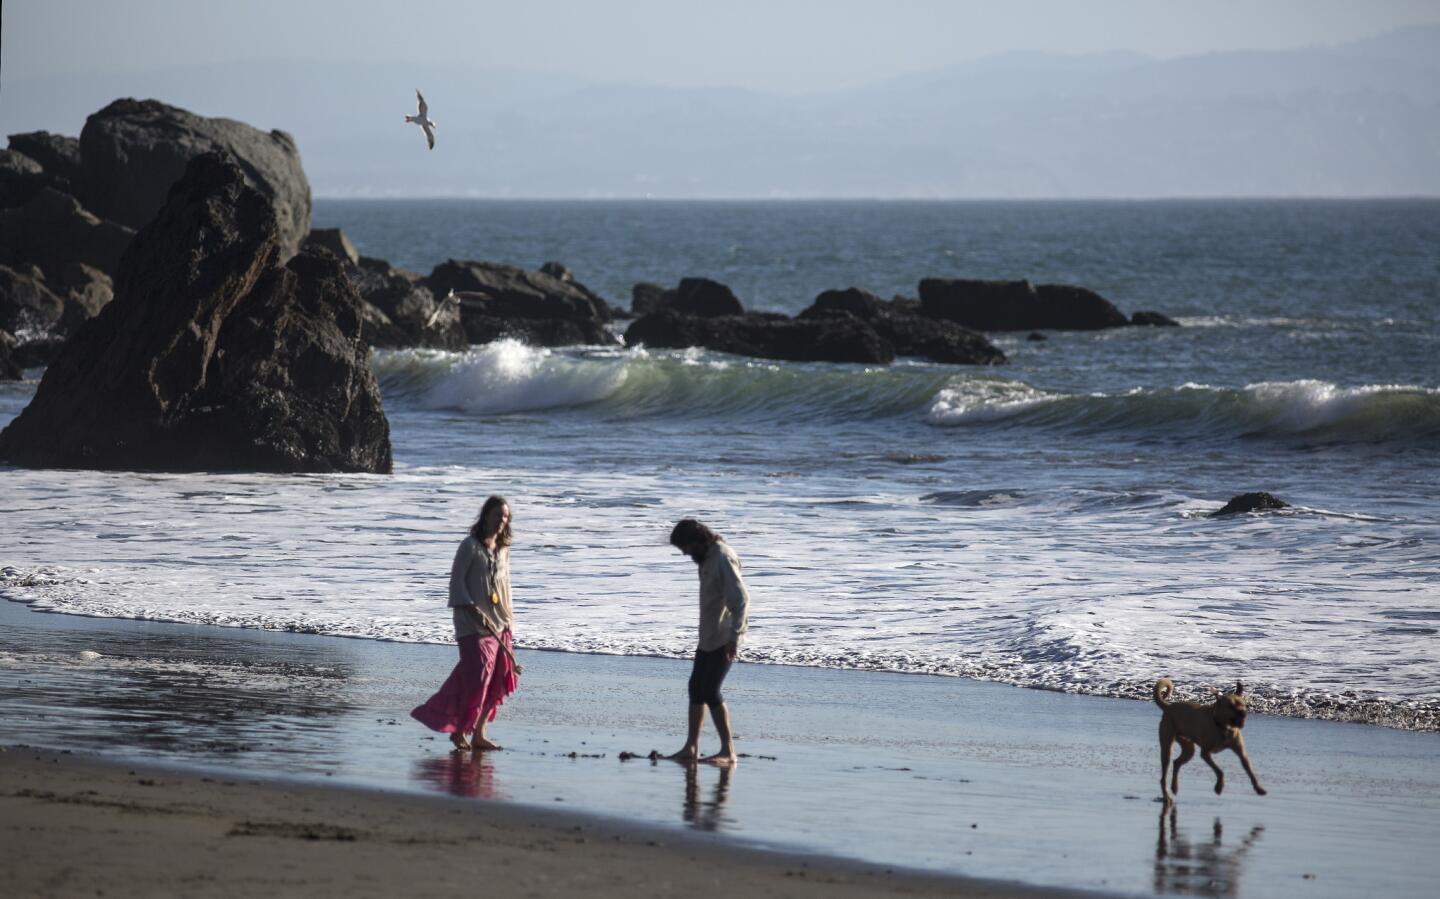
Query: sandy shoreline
0 747 1080 899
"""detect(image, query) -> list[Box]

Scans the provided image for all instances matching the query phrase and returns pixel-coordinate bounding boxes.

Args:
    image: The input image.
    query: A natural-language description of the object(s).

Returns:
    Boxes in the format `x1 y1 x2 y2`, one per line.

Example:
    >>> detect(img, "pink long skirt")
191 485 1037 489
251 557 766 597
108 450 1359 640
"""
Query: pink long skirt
411 631 516 734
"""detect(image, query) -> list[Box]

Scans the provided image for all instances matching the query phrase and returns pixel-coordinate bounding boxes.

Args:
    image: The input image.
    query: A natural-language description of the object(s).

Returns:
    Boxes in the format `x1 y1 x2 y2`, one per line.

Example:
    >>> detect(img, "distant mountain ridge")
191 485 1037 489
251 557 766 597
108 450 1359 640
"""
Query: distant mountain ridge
5 25 1438 198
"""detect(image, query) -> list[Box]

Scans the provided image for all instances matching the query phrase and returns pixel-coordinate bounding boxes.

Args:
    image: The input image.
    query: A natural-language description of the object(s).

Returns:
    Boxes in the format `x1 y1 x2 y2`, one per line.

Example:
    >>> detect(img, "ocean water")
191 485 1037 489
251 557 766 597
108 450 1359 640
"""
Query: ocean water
3 200 1438 730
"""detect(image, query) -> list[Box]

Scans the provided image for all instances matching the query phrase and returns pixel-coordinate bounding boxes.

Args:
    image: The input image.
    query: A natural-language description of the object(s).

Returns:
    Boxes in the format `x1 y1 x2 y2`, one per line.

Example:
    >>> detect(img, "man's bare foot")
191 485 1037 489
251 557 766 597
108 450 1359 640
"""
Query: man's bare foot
473 736 502 751
664 747 700 764
702 751 737 768
450 732 472 751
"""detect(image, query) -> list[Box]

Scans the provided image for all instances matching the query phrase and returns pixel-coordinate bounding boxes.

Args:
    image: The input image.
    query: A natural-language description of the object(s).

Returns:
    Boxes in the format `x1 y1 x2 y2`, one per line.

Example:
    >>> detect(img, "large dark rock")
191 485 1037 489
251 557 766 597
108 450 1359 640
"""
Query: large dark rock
0 153 390 473
625 309 895 364
79 99 311 259
627 277 748 318
0 188 136 278
426 259 617 346
1211 492 1290 517
919 278 1130 331
631 282 669 316
0 149 45 207
7 131 82 189
667 277 745 317
800 288 1006 365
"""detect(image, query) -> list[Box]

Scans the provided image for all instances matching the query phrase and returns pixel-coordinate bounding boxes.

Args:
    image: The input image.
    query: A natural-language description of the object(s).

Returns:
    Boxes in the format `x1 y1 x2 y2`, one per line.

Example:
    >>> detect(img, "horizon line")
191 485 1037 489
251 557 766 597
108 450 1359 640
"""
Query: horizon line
311 193 1440 203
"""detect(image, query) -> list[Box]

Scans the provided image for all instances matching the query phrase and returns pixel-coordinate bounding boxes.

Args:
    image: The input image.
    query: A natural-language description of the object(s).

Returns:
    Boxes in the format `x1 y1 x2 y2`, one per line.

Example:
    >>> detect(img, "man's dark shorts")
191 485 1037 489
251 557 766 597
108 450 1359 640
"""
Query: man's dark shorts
687 646 733 710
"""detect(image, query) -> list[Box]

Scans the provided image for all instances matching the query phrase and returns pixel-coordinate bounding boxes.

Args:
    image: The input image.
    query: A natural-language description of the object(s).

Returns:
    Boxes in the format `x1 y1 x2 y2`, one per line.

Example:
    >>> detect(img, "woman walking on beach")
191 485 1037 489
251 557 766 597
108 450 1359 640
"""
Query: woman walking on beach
411 496 518 751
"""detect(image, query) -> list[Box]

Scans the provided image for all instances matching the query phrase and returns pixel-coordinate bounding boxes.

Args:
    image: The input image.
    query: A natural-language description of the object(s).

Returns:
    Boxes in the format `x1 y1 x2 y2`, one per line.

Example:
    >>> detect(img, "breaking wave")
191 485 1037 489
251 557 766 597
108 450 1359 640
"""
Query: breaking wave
928 379 1440 443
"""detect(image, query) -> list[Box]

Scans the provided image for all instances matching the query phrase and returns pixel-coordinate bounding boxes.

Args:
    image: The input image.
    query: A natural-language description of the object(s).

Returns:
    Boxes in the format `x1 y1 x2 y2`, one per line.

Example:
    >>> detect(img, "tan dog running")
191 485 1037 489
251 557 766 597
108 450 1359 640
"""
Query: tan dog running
1153 678 1267 806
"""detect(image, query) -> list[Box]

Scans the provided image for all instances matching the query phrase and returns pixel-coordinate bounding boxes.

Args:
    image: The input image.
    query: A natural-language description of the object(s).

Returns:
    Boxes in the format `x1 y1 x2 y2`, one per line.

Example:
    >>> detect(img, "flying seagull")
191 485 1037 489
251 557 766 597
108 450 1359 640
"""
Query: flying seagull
405 90 436 150
425 289 460 329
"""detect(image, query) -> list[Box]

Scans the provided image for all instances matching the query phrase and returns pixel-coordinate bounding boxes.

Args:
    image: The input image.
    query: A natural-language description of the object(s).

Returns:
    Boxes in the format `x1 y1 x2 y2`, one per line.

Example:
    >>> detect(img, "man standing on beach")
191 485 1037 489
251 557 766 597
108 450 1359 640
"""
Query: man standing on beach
665 518 750 767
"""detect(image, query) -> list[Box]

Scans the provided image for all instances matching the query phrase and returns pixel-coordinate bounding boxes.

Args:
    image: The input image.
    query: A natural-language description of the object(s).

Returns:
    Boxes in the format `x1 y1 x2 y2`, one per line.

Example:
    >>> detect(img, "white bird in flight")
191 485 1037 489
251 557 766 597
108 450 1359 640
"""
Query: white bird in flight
405 90 436 150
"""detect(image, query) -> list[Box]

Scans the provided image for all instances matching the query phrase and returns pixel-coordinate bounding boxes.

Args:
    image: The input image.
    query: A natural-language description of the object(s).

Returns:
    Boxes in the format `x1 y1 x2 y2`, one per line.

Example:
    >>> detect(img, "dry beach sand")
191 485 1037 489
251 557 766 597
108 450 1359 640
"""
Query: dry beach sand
0 748 1075 899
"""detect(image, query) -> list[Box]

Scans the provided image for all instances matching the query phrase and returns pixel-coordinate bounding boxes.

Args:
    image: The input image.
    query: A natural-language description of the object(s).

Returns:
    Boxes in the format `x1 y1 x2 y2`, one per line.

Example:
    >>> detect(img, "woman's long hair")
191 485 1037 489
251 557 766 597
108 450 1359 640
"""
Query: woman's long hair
469 495 513 548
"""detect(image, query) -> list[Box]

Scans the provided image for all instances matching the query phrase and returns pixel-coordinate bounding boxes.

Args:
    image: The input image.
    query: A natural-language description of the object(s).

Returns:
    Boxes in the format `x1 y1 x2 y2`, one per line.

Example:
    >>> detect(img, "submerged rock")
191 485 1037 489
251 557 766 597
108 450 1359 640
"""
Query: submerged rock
1131 310 1181 327
79 98 311 259
0 153 391 473
1211 492 1290 517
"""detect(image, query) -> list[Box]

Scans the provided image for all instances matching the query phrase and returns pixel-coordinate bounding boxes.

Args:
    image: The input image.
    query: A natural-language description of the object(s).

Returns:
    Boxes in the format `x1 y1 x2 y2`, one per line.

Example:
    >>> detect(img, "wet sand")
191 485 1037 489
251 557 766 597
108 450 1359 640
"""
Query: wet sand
1 748 1074 899
2 598 1438 897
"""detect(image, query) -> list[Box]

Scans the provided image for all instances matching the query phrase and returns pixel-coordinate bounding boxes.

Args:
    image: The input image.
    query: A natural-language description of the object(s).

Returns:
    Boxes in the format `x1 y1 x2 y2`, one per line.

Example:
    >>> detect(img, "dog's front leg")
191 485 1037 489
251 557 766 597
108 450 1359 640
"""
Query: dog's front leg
1200 748 1226 795
1232 737 1267 796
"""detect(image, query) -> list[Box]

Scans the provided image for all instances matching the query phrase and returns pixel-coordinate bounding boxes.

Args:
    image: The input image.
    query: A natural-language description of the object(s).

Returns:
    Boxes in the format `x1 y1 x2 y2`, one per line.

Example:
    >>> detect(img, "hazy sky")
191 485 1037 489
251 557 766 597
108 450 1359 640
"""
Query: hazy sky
6 0 1439 93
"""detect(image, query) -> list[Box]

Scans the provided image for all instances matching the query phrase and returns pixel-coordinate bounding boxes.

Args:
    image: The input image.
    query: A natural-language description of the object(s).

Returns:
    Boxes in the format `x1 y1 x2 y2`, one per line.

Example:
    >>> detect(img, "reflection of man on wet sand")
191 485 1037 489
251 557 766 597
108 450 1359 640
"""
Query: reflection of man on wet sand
684 764 733 831
663 518 750 767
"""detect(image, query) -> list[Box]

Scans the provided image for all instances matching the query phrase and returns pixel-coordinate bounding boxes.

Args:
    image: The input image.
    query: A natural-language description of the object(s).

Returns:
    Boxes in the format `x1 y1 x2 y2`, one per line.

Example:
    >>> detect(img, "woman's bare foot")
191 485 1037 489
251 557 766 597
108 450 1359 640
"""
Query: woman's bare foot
664 747 700 764
450 732 472 751
473 736 503 751
702 751 737 768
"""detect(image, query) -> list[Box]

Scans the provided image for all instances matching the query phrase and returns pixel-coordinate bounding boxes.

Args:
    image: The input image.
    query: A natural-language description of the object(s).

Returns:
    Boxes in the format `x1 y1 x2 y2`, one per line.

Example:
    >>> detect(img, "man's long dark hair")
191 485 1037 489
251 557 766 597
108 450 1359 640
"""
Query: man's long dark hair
670 518 721 563
469 495 513 548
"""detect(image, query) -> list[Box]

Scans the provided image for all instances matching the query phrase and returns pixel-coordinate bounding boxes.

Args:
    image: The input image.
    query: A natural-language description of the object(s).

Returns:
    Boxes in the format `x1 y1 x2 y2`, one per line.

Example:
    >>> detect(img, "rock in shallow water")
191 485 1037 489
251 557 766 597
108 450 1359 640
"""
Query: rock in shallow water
0 153 391 474
427 258 617 347
626 308 896 364
919 278 1131 331
800 288 1006 365
1211 492 1289 516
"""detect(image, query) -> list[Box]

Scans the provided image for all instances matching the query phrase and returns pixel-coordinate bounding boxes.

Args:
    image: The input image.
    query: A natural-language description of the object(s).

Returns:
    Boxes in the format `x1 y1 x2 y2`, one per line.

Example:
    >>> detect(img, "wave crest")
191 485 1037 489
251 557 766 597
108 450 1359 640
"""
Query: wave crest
928 379 1440 442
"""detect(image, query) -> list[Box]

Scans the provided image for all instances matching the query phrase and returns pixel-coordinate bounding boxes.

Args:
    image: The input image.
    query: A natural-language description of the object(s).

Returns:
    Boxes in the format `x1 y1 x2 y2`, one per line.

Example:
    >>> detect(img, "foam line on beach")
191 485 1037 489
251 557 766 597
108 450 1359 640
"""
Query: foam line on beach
5 581 1435 733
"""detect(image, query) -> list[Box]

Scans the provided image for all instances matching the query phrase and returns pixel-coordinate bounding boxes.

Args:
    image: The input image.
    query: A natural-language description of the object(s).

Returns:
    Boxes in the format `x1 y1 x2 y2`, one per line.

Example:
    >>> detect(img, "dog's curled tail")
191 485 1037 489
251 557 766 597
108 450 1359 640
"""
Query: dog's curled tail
1153 678 1174 708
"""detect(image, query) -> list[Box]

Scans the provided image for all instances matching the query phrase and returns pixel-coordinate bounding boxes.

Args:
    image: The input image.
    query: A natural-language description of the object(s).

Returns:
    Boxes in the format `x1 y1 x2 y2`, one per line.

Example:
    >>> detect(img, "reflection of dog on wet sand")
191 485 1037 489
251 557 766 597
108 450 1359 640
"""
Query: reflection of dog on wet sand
1154 678 1267 806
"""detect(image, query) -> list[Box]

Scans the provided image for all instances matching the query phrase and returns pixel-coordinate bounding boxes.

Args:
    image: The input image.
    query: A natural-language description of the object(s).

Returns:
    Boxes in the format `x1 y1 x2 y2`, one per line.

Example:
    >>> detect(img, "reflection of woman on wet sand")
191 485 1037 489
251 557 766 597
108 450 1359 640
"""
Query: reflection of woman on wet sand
411 496 518 751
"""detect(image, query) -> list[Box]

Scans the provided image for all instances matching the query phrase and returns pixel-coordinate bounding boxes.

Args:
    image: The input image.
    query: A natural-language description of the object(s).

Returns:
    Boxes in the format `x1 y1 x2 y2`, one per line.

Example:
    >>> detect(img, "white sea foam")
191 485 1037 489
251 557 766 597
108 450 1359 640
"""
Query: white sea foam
1 454 1436 731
